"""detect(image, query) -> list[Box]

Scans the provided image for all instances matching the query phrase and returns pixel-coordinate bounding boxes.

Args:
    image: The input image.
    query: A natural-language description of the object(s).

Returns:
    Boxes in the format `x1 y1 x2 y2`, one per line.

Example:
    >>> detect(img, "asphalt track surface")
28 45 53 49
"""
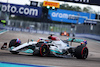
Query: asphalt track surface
0 31 100 67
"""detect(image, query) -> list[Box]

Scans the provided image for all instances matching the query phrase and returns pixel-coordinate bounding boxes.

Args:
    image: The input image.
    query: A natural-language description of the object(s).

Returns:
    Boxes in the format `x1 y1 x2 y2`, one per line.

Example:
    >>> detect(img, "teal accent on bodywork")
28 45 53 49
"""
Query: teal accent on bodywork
50 50 63 54
10 47 34 53
28 46 35 49
31 39 33 41
67 38 84 43
9 47 14 51
11 47 14 49
22 49 34 53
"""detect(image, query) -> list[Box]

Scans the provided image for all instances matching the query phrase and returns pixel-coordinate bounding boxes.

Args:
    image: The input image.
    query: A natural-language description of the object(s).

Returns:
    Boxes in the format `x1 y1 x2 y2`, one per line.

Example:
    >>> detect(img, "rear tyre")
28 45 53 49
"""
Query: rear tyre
9 39 21 54
40 43 50 57
75 45 88 59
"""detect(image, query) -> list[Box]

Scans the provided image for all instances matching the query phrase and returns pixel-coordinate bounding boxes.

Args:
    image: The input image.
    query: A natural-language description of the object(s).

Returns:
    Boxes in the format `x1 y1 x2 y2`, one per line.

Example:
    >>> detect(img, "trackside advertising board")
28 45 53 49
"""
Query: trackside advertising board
43 1 60 8
0 2 42 18
48 9 96 24
58 0 100 6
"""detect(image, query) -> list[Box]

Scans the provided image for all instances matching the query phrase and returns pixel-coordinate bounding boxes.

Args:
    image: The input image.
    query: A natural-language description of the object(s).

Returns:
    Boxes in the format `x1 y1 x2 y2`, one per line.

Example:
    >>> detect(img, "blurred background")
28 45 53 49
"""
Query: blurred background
0 0 100 36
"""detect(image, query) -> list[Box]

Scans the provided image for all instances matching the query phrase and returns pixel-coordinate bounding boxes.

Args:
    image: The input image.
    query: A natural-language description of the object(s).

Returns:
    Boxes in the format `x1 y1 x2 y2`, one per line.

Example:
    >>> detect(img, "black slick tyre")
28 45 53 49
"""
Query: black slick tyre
39 43 49 57
9 39 21 54
33 42 44 55
75 45 88 59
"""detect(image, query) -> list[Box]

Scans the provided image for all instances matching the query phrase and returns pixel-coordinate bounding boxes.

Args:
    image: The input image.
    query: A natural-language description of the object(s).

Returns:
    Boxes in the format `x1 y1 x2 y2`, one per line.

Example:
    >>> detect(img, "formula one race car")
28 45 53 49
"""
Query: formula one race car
1 34 88 59
60 31 70 36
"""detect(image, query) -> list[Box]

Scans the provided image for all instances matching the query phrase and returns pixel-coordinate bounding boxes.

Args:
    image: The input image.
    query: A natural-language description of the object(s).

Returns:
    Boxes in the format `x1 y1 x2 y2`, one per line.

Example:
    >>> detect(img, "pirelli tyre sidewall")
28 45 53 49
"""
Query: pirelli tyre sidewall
75 45 88 59
39 43 50 57
9 39 21 54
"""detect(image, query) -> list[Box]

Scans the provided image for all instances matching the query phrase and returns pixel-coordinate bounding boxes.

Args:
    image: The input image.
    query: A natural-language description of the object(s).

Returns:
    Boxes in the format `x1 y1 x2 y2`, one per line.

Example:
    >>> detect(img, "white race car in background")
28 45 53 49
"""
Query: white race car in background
1 34 88 59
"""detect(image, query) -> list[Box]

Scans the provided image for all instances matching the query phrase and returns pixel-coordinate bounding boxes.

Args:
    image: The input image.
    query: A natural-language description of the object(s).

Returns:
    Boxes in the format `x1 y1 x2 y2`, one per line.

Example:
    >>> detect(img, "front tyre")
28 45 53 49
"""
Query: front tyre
9 39 21 54
75 45 88 59
40 43 49 57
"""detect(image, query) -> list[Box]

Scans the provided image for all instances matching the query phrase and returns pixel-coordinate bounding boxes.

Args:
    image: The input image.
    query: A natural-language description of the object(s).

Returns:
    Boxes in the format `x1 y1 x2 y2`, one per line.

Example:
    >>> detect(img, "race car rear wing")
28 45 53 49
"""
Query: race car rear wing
66 38 87 46
67 38 85 43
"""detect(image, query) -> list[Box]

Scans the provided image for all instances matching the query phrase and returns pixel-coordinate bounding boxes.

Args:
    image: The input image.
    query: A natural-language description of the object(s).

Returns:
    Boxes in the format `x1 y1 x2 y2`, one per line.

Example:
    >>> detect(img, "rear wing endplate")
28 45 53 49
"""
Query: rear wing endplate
67 38 85 43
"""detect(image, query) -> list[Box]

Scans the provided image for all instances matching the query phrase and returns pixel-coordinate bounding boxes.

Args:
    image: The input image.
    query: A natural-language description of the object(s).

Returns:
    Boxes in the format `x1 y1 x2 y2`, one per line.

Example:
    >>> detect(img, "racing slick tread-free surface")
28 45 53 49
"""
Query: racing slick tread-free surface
9 39 21 54
9 39 17 48
40 43 50 57
75 45 88 59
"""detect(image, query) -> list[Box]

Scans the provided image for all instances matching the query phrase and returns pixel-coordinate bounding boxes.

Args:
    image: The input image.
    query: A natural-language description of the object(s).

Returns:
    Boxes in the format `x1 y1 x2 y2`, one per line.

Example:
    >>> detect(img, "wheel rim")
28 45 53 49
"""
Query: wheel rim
42 45 48 56
43 48 46 53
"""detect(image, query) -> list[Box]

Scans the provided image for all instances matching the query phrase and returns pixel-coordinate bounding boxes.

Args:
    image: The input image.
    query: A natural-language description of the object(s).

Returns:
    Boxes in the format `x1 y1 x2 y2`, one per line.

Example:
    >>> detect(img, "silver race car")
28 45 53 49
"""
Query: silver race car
1 34 88 59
